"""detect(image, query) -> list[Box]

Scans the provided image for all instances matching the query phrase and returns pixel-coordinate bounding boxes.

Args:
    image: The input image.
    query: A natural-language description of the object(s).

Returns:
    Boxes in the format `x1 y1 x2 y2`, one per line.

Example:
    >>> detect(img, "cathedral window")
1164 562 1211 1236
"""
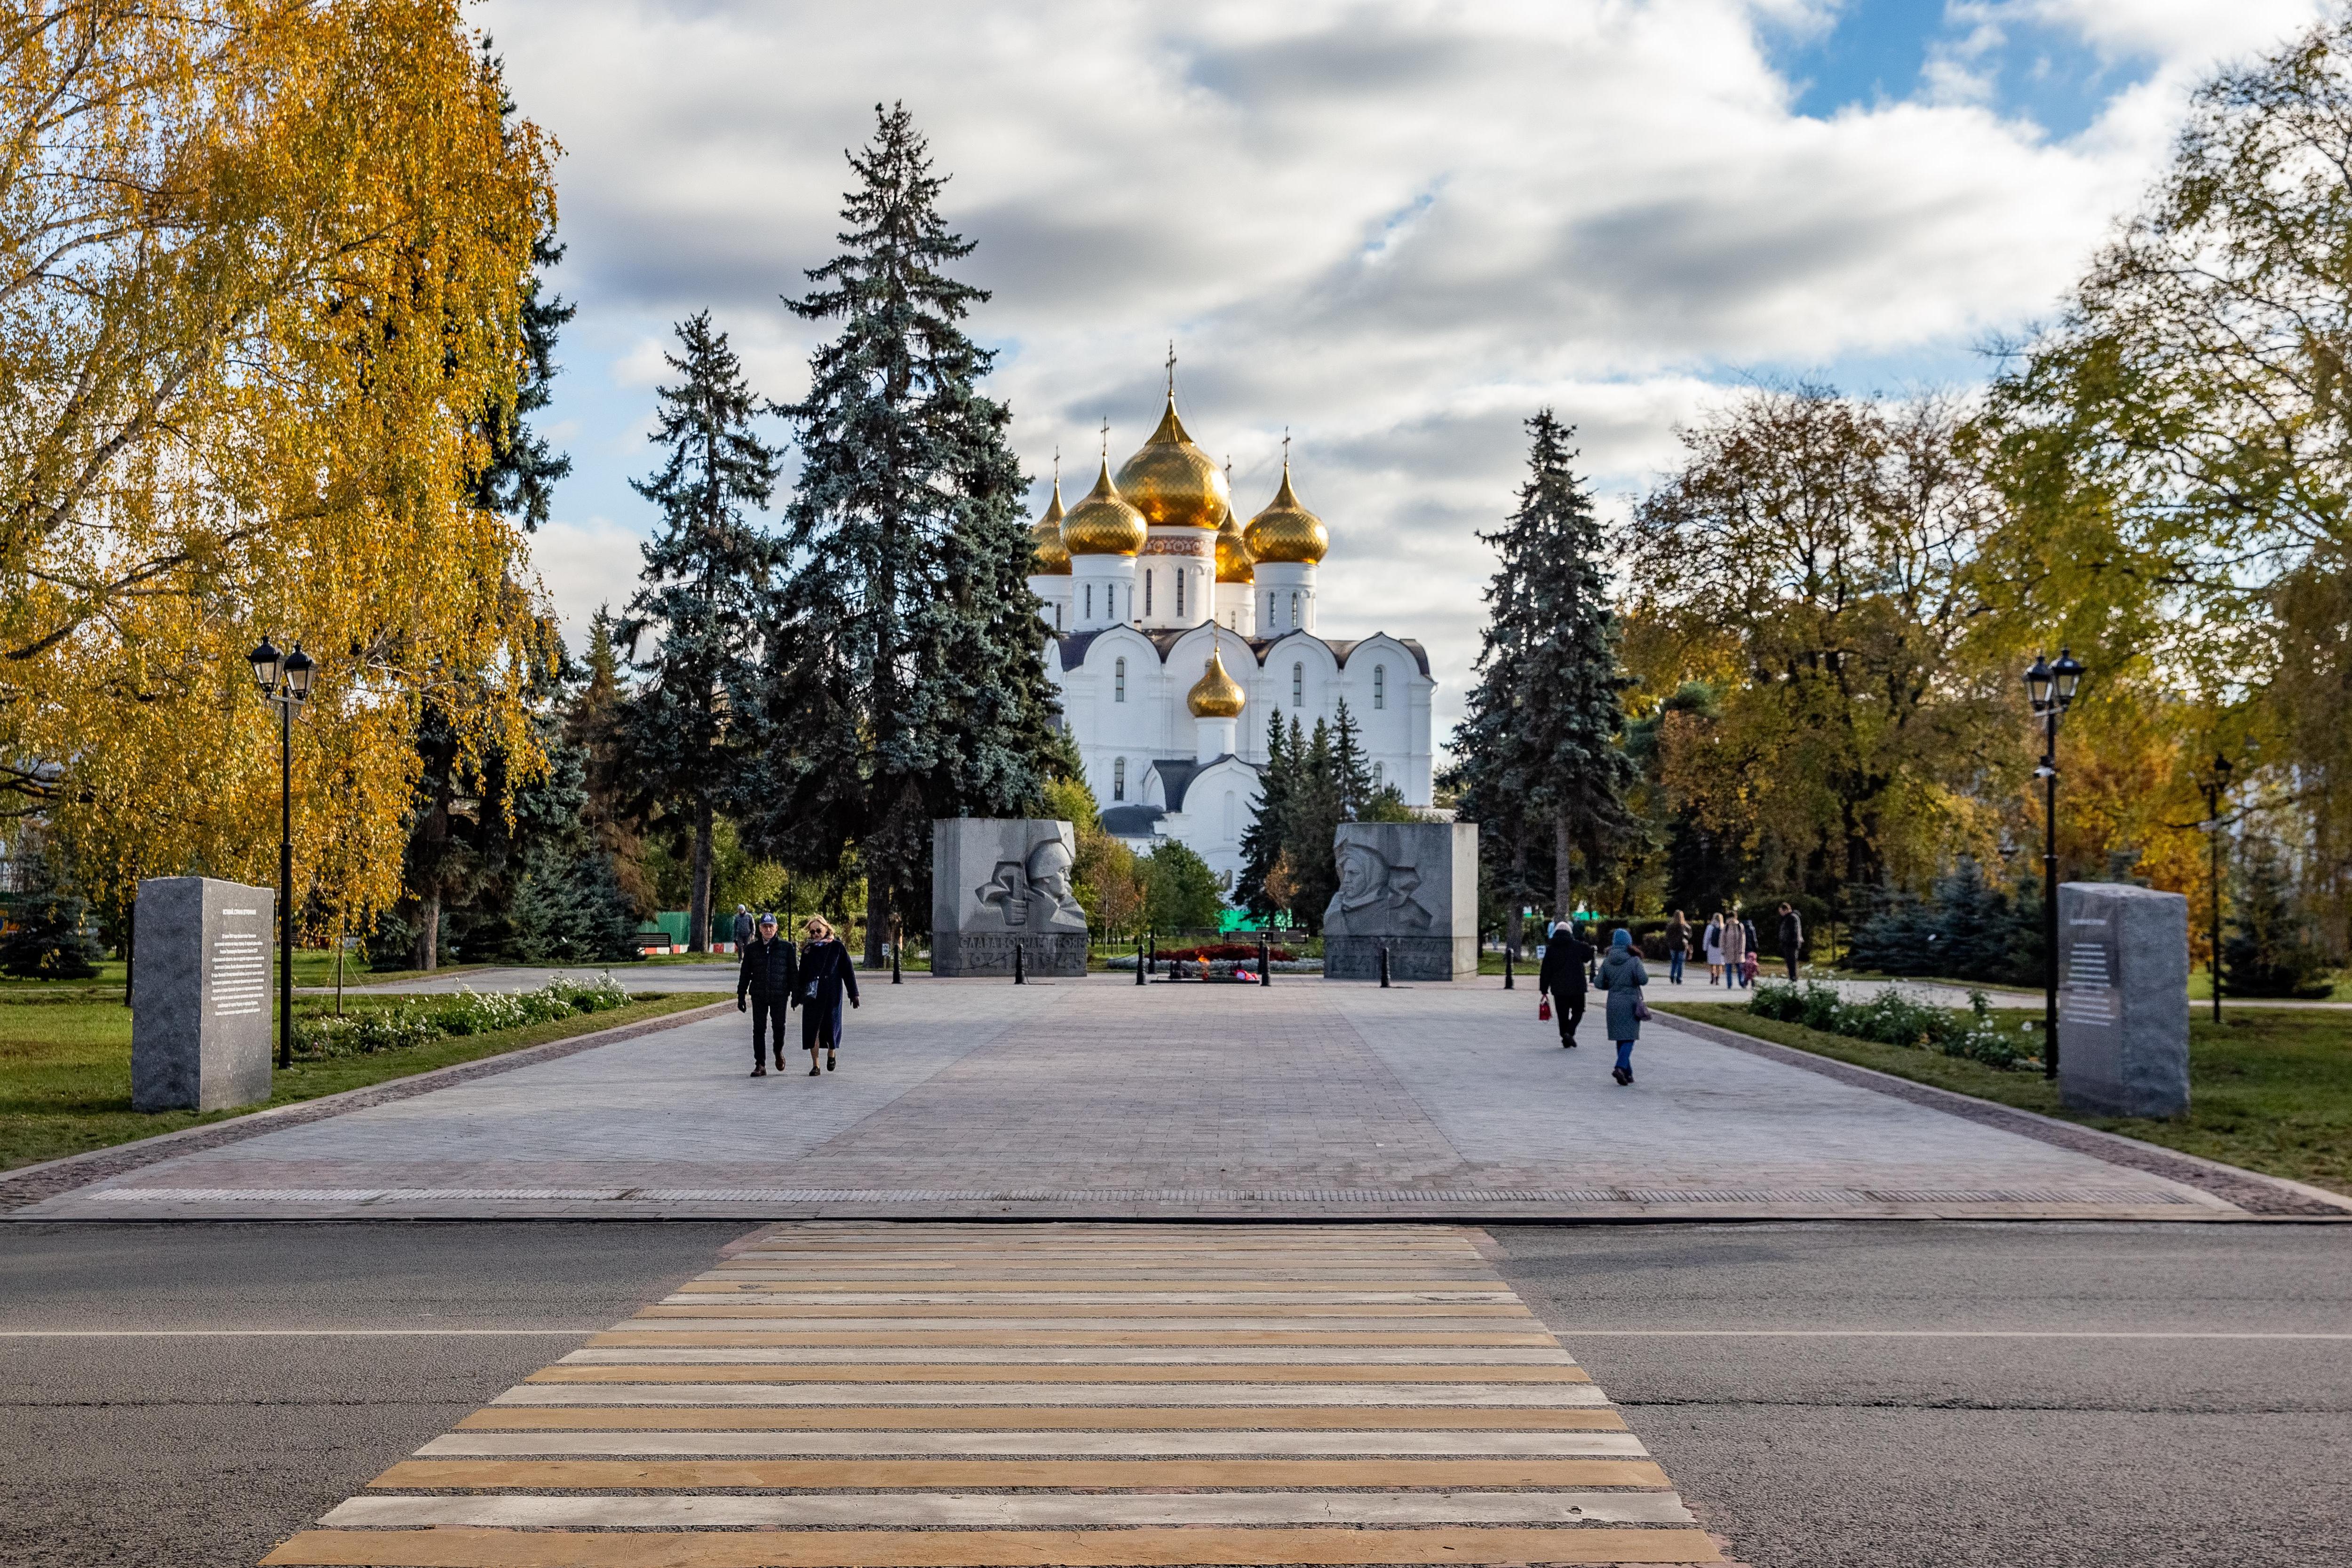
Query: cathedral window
1374 760 1384 789
1144 570 1153 617
1175 569 1185 619
1114 657 1127 702
1267 592 1276 627
1291 662 1303 706
1084 584 1093 619
1289 591 1300 627
1373 664 1385 709
1113 757 1126 800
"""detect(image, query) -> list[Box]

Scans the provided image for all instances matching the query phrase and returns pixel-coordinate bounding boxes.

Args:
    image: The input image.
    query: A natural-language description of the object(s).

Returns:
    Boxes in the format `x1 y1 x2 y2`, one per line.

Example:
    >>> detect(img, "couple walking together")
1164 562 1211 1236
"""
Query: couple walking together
735 913 861 1077
1538 924 1648 1086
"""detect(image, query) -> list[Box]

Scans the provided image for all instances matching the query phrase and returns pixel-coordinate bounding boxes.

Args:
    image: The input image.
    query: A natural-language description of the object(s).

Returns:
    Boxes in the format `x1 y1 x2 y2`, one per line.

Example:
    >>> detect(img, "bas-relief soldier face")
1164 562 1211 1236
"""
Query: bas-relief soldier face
1337 843 1383 902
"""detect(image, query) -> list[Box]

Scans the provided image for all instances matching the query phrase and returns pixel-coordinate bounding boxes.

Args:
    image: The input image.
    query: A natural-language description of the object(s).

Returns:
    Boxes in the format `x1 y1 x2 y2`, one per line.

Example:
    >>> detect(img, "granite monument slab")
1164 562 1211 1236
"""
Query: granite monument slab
131 875 275 1112
1322 821 1478 981
2057 879 2190 1119
930 819 1090 977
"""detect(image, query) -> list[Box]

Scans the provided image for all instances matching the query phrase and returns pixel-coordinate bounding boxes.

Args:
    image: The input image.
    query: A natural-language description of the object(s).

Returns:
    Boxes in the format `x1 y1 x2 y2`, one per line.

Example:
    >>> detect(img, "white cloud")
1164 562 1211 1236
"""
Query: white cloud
480 0 2328 747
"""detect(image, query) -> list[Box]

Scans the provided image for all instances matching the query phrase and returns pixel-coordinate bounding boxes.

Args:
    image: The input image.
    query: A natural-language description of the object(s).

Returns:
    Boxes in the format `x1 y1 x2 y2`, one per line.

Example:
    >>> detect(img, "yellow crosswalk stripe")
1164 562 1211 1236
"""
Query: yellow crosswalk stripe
262 1225 1719 1568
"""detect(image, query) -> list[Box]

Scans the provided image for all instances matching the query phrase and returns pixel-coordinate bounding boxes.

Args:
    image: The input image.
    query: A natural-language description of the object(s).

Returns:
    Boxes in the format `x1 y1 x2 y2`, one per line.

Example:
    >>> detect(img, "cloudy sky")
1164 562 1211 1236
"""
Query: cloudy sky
481 0 2328 745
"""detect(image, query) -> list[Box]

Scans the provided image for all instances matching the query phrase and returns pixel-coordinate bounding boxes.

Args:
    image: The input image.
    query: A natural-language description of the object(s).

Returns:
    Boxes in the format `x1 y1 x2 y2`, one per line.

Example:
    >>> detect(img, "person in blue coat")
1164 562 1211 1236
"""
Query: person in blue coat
1596 927 1649 1085
797 915 861 1077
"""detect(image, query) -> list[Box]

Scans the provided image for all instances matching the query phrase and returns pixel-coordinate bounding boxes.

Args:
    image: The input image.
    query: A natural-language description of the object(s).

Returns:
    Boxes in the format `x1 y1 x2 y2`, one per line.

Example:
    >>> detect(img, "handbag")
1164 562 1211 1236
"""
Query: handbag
1538 998 1552 1022
1633 996 1652 1022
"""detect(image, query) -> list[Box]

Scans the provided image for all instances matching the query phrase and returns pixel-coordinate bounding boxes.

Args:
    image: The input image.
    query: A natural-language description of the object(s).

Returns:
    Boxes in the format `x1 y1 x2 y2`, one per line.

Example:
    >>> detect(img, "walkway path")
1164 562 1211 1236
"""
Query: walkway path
260 1223 1724 1567
16 977 2322 1221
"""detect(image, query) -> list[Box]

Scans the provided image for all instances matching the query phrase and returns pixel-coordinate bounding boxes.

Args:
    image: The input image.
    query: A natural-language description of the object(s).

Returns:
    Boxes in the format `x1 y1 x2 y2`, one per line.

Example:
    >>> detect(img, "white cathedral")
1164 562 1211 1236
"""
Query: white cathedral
1026 380 1436 887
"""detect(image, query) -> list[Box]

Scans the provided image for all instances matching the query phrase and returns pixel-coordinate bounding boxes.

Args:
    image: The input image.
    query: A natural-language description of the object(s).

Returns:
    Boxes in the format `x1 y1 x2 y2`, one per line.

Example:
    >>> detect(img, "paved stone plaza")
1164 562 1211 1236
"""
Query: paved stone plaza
17 975 2334 1222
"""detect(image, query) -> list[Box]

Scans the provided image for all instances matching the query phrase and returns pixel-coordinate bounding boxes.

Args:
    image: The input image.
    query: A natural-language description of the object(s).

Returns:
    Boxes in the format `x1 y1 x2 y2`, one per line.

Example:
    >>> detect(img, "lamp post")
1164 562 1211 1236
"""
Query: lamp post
2200 753 2233 1025
248 637 315 1069
2024 648 2085 1080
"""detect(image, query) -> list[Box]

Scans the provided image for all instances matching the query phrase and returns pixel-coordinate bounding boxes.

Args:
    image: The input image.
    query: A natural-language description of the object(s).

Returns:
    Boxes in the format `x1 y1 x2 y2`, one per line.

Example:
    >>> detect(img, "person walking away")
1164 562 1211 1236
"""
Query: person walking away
1776 903 1804 984
735 913 798 1077
1666 911 1691 985
1740 914 1761 988
732 904 755 951
1538 921 1596 1049
1720 909 1746 990
1703 914 1724 985
1596 928 1649 1085
798 916 861 1076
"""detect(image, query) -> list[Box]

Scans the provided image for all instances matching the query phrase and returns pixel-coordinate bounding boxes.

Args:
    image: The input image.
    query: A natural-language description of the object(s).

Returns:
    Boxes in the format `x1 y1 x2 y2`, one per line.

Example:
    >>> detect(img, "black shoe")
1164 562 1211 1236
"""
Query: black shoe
1561 1038 1576 1049
826 1053 836 1072
750 1066 766 1077
1612 1066 1630 1085
808 1063 820 1077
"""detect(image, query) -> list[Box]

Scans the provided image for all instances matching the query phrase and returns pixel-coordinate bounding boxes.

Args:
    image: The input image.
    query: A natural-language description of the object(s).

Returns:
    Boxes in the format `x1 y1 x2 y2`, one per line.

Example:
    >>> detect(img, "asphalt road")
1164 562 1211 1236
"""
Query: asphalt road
1485 1223 2352 1568
0 1220 2344 1567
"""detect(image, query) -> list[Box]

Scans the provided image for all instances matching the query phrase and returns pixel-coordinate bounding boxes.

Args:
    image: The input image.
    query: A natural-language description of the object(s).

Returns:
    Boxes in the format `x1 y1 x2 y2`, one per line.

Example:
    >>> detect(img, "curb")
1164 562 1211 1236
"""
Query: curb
1655 1009 2352 1218
0 1000 731 1215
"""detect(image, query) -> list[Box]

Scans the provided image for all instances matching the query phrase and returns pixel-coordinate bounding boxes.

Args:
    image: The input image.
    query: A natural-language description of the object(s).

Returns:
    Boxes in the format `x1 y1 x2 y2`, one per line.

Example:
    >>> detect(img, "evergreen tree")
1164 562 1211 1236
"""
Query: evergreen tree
0 891 102 979
1450 411 1637 935
763 102 1062 963
620 311 780 951
1329 699 1375 823
569 608 656 918
1284 718 1345 933
2225 838 2335 998
1234 714 1294 919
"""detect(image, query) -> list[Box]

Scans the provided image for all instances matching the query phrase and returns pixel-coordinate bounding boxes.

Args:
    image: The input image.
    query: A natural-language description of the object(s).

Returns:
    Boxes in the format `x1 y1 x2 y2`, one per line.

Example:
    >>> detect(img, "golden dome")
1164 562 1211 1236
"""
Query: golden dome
1243 459 1329 564
1059 457 1146 557
1114 392 1230 531
1027 477 1070 575
1214 504 1255 584
1186 645 1247 719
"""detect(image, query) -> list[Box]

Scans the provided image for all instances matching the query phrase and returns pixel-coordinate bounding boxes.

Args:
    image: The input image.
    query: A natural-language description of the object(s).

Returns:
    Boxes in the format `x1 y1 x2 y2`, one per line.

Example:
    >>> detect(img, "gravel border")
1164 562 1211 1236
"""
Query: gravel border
0 1000 730 1214
1659 1010 2352 1218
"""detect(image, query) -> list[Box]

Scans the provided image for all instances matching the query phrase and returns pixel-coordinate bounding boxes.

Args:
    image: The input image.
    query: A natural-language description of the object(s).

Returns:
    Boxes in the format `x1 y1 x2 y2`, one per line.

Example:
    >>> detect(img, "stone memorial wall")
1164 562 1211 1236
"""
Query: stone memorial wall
2057 880 2190 1119
131 875 275 1112
930 819 1090 977
1321 821 1479 982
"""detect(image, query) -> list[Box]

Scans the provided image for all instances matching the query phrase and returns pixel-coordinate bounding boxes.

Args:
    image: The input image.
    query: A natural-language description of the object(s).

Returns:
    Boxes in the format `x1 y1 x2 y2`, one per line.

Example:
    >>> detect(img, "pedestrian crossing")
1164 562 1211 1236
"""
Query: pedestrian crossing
261 1225 1722 1566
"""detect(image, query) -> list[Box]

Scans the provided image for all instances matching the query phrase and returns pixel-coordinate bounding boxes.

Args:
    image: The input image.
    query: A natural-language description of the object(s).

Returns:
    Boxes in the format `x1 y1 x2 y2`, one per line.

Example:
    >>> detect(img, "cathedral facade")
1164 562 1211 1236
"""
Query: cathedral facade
1027 385 1435 888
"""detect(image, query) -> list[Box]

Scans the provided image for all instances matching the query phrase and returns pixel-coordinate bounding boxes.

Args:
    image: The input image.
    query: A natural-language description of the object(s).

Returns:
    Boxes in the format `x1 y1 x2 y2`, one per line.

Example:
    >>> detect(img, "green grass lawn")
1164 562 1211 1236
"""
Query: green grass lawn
0 989 712 1174
1656 1000 2352 1198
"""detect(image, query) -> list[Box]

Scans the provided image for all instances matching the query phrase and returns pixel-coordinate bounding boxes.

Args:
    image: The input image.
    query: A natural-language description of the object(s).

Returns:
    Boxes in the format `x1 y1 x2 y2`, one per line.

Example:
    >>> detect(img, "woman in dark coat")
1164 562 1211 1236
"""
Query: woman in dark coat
1596 927 1649 1086
797 916 861 1076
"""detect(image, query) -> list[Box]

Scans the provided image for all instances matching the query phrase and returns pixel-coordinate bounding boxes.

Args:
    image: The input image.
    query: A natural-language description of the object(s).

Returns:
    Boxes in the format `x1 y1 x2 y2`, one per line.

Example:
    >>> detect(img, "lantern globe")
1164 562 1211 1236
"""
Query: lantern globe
2023 652 2053 711
248 638 283 699
283 645 316 702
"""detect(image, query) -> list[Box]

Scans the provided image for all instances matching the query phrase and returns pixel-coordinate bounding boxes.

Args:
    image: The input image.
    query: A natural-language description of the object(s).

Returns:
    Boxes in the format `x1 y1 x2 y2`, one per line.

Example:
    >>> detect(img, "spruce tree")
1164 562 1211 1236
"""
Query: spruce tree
1234 714 1294 919
620 311 780 951
1451 411 1636 928
764 102 1061 964
1329 699 1375 823
1284 717 1345 933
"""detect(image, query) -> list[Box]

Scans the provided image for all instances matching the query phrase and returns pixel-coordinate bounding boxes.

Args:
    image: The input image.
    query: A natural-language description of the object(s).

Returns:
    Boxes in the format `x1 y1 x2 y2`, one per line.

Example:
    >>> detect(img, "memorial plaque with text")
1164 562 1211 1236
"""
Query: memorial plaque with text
132 876 275 1111
2057 881 2189 1119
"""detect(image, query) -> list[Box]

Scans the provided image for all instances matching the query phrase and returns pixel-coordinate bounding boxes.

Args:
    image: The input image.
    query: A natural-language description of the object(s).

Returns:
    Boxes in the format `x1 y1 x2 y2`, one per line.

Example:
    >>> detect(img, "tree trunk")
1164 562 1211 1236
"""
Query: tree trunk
1553 810 1573 923
689 793 714 953
122 901 135 1007
865 879 890 970
414 891 440 972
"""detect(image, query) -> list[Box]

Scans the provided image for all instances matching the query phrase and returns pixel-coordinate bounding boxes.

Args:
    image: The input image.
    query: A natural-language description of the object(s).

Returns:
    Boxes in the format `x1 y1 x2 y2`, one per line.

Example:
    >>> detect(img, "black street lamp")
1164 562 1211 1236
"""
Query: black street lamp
249 637 315 1070
2024 648 2086 1079
2200 754 2234 1025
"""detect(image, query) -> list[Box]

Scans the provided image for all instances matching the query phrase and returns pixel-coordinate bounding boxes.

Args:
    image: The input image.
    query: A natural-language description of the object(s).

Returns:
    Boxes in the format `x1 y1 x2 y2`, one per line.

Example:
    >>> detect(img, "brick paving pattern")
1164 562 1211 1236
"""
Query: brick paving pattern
258 1223 1726 1567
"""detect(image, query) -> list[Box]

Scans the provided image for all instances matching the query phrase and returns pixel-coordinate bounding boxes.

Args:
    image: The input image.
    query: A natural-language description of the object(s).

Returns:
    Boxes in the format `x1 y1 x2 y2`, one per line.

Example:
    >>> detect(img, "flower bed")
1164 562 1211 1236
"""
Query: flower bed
294 974 632 1061
1748 981 2040 1071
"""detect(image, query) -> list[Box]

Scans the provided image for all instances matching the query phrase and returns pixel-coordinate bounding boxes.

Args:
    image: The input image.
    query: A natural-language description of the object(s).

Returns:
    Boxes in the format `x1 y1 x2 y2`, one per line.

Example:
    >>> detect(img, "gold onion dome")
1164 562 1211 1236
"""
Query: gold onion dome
1028 477 1071 575
1243 459 1329 564
1215 503 1255 584
1114 392 1231 530
1059 457 1147 557
1187 646 1247 719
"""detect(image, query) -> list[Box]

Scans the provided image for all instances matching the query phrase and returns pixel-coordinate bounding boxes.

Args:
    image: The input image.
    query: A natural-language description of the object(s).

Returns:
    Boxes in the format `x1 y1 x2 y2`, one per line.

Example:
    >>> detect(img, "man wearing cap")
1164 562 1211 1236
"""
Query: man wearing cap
736 913 798 1077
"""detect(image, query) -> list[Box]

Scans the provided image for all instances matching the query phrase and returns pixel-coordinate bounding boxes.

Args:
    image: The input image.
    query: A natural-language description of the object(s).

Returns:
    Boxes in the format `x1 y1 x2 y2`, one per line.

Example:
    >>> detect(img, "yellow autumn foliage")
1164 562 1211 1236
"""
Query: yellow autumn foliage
0 0 558 934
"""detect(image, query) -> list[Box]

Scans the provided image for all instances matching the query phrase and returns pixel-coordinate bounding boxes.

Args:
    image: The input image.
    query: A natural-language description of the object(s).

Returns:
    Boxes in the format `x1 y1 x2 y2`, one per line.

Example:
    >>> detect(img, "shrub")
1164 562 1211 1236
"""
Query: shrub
0 893 105 980
1747 980 2038 1071
291 973 630 1060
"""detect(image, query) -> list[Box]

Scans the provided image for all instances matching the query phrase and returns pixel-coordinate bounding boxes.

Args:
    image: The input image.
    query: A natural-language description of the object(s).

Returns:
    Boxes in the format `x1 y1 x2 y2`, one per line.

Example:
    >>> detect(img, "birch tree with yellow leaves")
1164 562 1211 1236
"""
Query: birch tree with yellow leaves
0 0 559 937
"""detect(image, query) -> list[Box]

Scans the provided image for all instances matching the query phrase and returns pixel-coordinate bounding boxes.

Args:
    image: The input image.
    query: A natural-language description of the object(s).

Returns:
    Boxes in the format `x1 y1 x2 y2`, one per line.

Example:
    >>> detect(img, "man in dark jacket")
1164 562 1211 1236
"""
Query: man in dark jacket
736 913 797 1077
1777 903 1804 983
1538 921 1595 1048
